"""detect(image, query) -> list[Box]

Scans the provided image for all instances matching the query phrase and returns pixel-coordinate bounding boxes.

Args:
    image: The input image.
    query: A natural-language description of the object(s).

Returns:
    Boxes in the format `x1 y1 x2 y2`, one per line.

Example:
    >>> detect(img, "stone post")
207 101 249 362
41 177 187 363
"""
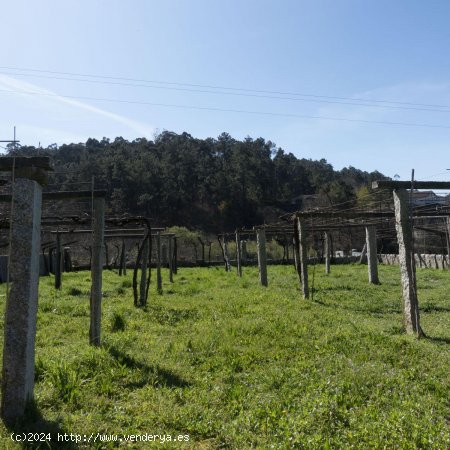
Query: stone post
446 217 450 271
173 237 178 275
89 197 105 346
1 162 47 423
324 231 331 275
366 226 379 284
162 241 168 266
55 231 62 289
256 229 268 286
119 239 126 276
156 231 162 293
293 234 300 278
223 238 230 272
139 236 149 306
168 236 174 283
241 240 247 265
296 217 309 299
236 231 242 277
393 189 423 337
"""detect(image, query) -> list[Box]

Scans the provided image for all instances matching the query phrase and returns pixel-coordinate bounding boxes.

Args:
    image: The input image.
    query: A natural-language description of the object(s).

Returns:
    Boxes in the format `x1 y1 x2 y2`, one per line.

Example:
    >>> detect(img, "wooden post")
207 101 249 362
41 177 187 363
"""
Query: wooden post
296 217 309 299
156 231 162 294
359 242 367 264
54 231 62 289
236 231 242 277
365 226 379 284
324 231 331 275
1 176 44 423
89 197 105 346
256 229 268 286
139 236 149 306
168 236 174 283
393 189 423 337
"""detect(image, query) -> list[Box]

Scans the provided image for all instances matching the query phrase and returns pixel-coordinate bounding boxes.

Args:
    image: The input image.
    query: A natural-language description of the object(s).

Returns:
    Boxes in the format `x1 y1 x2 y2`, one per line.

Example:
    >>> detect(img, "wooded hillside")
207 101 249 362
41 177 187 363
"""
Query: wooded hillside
5 131 386 231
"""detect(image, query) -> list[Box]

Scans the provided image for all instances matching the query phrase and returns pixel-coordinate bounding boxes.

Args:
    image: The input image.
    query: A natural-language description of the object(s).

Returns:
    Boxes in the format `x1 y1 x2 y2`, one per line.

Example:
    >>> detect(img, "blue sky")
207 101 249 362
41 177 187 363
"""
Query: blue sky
1 0 450 181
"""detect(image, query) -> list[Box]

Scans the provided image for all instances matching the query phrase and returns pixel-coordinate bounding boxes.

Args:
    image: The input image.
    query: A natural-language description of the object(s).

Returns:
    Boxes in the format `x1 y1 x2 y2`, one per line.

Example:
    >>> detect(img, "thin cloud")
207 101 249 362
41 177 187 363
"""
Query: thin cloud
0 74 155 138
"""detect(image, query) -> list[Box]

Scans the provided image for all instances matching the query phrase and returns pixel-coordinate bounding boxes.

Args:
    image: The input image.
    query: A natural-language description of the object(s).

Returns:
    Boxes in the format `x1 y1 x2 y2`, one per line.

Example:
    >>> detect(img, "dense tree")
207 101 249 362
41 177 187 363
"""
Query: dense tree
5 132 387 231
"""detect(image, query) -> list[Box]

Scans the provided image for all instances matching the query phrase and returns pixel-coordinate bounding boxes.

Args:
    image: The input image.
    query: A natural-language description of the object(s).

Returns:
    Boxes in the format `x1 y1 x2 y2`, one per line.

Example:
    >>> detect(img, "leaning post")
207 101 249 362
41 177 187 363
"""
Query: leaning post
365 225 379 284
1 156 50 423
256 228 268 286
89 196 105 346
393 189 423 337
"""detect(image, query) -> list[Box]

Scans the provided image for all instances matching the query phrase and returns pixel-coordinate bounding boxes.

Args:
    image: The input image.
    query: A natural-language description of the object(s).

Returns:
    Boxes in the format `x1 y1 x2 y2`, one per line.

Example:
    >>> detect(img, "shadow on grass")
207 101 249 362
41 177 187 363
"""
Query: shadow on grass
106 345 190 389
425 335 450 344
420 304 450 313
3 400 77 449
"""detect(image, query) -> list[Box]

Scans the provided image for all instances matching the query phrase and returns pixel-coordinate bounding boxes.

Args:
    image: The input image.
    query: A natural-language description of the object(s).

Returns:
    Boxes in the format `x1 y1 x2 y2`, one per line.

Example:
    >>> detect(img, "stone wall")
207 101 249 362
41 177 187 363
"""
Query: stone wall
379 253 449 269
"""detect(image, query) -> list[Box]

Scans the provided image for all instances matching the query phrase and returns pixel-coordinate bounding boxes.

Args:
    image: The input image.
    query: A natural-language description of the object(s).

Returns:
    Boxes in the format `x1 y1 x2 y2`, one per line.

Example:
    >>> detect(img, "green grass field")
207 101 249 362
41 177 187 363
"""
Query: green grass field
0 263 449 449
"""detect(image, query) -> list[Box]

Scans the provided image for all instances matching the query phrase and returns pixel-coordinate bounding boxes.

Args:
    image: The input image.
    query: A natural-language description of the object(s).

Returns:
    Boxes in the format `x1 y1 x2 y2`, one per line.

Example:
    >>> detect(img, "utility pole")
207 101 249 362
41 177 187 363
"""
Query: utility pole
0 126 20 151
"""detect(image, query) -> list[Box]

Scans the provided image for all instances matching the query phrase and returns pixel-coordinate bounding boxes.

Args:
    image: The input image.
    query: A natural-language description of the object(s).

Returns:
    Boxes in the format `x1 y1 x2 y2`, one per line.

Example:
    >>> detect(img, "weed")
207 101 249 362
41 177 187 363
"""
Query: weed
110 311 126 332
68 287 83 296
48 361 81 404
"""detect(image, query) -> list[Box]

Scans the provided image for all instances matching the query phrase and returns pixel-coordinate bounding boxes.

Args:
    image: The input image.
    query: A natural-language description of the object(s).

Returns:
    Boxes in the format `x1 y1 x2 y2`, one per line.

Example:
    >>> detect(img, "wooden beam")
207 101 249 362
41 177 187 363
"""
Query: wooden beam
373 180 450 190
0 156 52 171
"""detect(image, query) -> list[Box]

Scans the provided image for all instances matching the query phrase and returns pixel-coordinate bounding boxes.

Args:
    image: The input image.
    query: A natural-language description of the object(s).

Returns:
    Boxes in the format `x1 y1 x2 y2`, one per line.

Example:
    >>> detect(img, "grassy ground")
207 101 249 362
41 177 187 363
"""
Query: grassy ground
0 263 449 449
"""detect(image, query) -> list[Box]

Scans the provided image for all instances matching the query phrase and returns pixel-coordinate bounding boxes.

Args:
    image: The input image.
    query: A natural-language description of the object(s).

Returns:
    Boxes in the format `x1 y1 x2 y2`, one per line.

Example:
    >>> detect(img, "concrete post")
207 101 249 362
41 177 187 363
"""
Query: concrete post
366 226 379 284
324 231 331 275
1 178 43 422
297 217 309 299
89 197 105 346
139 236 149 306
168 236 174 283
236 231 242 277
256 229 268 286
393 189 423 337
156 231 162 294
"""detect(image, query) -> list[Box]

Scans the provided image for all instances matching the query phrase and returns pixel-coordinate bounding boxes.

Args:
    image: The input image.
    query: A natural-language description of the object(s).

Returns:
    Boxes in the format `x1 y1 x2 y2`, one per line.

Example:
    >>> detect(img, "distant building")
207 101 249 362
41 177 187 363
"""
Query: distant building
410 190 447 207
